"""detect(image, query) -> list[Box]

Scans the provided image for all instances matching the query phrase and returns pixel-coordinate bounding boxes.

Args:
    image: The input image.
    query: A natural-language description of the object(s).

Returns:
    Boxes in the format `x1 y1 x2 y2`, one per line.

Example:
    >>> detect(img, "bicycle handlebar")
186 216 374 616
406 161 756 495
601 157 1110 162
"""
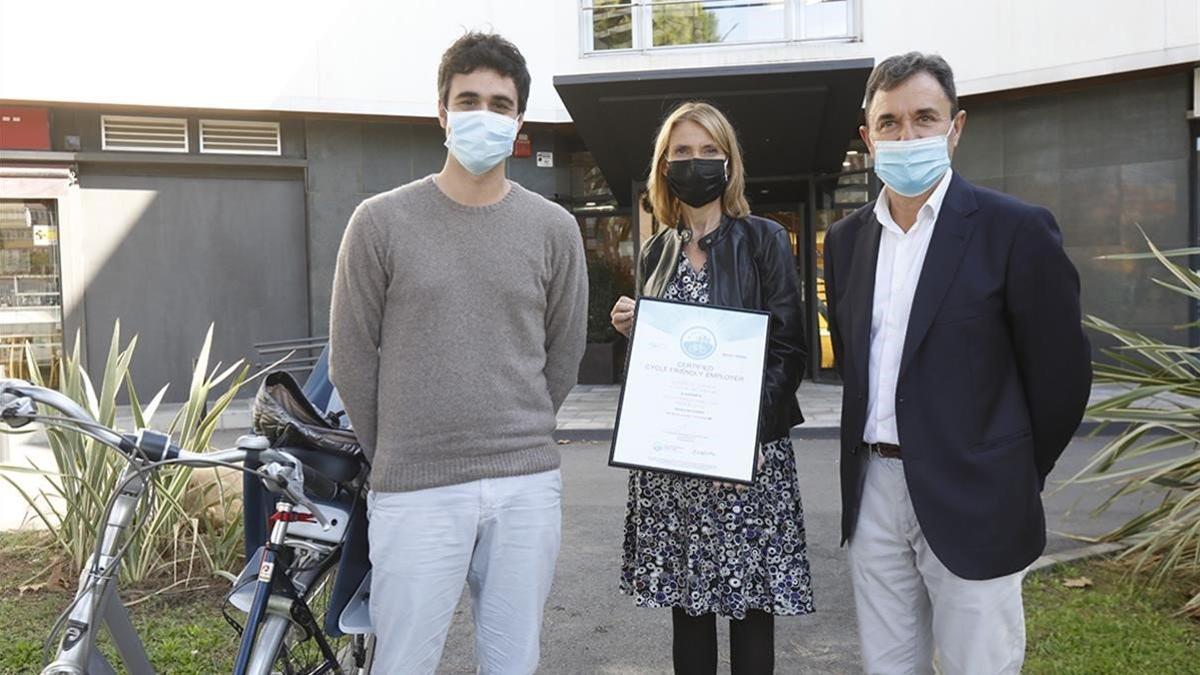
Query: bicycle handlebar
0 378 332 529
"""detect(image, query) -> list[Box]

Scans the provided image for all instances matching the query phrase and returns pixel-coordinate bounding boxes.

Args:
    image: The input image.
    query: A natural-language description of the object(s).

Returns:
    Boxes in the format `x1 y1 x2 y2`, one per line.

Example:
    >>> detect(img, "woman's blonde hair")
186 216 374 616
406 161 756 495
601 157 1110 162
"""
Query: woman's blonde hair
647 101 750 228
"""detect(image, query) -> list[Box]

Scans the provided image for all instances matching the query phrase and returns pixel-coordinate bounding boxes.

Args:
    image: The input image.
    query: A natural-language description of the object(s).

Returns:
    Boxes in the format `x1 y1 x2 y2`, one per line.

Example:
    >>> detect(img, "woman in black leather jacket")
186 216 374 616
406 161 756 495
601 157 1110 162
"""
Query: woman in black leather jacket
611 101 813 674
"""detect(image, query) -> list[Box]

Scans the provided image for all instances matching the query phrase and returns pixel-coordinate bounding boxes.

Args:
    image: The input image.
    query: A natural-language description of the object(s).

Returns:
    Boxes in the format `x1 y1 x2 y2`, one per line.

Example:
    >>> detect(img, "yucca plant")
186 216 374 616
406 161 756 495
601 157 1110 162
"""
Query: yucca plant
1068 228 1200 616
0 321 256 587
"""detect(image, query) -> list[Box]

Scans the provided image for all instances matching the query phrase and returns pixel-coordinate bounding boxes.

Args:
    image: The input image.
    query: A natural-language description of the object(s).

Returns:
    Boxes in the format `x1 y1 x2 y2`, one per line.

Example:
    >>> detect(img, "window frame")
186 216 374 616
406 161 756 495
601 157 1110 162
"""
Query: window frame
579 0 861 56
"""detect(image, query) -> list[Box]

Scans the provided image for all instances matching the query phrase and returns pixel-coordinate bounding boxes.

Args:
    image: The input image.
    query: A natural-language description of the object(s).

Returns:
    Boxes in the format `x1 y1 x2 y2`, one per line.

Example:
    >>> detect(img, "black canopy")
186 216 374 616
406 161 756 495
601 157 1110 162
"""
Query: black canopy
554 58 874 206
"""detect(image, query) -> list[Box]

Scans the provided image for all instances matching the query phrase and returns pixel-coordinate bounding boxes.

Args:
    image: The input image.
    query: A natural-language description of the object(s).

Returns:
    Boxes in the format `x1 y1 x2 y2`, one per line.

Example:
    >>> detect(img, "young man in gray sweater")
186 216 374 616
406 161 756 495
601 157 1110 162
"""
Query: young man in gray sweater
329 32 588 674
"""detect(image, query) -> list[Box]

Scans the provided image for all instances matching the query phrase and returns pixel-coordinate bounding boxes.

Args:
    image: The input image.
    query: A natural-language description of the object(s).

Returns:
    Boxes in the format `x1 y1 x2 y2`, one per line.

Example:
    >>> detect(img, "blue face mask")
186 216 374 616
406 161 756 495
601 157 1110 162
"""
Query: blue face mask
872 125 955 197
444 110 519 175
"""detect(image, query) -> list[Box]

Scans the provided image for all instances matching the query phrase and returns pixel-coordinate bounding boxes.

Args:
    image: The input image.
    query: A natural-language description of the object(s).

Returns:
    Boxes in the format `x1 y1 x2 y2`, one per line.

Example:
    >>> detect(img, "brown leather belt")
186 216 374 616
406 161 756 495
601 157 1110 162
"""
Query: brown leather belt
863 442 902 459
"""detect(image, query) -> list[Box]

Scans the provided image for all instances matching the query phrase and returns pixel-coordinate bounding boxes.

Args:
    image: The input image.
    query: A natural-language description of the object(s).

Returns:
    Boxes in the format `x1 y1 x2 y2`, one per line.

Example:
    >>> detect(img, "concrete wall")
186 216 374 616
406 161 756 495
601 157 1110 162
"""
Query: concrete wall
954 71 1194 346
303 119 573 334
3 1 1195 122
73 168 309 401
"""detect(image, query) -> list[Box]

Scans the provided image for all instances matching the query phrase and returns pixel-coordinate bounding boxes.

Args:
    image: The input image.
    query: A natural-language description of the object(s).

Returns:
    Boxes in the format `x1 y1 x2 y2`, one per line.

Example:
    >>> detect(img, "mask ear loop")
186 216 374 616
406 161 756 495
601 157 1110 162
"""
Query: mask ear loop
945 110 964 145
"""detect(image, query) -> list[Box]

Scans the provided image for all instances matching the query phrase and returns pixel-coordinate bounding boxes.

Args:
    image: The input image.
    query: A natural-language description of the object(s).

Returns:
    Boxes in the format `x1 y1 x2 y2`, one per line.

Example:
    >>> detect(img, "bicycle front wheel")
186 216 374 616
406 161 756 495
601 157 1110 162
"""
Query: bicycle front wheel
245 557 367 675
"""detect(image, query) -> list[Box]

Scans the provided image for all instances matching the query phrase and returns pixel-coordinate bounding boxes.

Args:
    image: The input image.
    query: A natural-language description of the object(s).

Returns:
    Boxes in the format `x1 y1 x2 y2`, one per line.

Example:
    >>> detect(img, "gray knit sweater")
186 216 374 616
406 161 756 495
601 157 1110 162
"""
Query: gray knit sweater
329 175 588 492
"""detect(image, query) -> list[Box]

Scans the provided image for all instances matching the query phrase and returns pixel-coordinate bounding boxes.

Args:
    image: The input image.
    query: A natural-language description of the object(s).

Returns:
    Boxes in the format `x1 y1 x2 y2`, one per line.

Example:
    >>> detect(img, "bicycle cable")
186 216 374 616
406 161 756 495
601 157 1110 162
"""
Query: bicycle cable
35 414 284 669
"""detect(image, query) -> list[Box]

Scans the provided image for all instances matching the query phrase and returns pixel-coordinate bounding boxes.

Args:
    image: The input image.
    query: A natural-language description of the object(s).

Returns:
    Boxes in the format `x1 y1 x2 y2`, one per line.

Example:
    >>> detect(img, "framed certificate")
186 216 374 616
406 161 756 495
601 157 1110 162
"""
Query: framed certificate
609 297 770 484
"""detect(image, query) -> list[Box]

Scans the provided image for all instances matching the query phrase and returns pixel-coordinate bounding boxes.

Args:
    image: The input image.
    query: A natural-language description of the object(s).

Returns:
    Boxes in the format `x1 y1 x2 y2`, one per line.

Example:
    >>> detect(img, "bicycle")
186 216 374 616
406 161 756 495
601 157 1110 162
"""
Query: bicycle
0 378 374 674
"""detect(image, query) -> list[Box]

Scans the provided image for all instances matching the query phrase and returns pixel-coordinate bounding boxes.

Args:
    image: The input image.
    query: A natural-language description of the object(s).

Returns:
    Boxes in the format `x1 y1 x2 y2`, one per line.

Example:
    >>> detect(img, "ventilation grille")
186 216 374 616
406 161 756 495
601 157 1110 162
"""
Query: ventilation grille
199 119 281 156
101 115 188 153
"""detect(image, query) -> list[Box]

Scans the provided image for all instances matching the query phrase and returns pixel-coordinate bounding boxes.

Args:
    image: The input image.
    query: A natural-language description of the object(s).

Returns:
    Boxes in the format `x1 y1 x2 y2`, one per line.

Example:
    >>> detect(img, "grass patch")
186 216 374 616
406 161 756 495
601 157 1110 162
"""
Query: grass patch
0 531 238 674
1025 558 1200 674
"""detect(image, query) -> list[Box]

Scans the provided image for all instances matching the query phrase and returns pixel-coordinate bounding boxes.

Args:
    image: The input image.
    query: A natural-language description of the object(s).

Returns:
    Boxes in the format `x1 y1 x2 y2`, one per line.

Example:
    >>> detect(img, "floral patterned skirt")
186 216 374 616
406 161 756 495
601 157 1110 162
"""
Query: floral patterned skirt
619 436 815 619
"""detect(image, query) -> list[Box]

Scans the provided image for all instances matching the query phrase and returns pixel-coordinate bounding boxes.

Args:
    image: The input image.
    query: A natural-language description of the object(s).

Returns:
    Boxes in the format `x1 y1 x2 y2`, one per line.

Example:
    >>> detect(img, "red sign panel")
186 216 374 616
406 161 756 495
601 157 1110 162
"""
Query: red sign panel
0 107 51 150
513 133 532 158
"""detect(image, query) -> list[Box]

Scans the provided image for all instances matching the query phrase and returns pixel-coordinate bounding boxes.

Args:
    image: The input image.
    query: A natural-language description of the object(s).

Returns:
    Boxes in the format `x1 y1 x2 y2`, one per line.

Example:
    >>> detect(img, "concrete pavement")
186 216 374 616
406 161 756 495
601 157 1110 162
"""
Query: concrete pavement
431 433 1170 673
0 380 1177 671
0 427 1165 671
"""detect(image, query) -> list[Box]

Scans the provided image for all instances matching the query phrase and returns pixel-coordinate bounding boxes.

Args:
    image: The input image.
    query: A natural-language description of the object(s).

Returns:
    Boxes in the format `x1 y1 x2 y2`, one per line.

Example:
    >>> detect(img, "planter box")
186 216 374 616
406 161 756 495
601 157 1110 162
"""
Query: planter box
578 340 626 385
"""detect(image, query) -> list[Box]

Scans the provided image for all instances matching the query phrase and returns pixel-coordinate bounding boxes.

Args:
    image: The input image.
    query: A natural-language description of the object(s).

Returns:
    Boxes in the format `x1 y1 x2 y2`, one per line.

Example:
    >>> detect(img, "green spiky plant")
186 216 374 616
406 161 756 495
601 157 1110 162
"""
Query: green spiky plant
0 321 258 588
1069 229 1200 616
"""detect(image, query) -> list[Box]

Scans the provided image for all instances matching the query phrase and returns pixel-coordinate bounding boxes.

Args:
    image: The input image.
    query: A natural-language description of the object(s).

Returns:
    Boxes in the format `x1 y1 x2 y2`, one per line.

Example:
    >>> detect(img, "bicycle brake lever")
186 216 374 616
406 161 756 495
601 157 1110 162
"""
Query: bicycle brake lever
289 490 332 531
260 459 332 530
0 395 36 428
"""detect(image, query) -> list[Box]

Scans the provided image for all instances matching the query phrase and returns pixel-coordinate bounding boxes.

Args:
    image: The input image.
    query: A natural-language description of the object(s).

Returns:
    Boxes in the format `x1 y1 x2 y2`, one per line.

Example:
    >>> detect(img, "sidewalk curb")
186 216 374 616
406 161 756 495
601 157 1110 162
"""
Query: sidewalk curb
112 402 254 435
554 421 1125 441
553 426 846 442
113 410 1118 441
1026 541 1126 574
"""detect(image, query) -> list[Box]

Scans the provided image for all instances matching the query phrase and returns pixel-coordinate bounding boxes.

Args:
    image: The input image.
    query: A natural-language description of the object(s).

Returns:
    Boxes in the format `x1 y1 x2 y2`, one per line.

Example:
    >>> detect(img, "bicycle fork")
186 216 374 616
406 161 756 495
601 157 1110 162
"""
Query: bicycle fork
233 501 345 675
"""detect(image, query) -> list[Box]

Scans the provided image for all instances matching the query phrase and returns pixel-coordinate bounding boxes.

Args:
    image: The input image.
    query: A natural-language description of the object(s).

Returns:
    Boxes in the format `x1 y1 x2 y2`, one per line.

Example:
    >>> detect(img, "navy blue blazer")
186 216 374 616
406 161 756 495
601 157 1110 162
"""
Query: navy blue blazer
823 173 1092 580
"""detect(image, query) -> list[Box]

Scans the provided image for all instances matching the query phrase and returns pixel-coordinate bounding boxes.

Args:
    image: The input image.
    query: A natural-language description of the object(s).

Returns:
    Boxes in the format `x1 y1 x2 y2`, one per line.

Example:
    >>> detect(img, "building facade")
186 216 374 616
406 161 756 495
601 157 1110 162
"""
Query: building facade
1 0 1197 394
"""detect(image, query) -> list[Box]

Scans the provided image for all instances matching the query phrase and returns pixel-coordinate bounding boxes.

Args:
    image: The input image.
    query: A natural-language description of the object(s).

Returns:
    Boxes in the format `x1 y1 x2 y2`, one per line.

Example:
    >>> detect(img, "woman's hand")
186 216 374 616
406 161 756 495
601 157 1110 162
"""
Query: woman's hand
611 295 636 337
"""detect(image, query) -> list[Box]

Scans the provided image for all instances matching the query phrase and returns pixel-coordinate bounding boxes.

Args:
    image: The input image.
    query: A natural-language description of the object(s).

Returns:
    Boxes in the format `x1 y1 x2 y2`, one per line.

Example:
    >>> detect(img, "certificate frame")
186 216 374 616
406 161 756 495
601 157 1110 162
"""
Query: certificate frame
608 296 771 485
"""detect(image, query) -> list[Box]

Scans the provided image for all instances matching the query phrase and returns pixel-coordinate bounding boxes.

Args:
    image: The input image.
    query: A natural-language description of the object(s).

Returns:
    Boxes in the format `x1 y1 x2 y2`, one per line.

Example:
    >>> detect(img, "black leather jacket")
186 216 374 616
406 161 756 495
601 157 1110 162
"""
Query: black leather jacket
637 214 807 440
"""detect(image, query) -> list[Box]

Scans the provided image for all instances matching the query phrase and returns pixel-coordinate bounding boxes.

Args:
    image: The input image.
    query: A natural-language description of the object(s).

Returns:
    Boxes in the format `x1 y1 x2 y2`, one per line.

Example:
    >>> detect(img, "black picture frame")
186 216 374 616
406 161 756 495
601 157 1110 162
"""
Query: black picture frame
608 296 771 485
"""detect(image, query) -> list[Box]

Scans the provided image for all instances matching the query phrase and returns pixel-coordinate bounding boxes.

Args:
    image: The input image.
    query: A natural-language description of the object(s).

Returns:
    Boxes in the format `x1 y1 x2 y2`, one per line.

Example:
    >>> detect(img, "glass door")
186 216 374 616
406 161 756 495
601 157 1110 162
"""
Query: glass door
809 152 876 382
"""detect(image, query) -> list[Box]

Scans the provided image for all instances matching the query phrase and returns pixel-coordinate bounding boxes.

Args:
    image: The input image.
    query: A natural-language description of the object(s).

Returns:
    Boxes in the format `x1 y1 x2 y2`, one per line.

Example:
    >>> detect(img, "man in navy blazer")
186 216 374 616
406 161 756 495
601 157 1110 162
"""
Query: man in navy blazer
823 53 1091 674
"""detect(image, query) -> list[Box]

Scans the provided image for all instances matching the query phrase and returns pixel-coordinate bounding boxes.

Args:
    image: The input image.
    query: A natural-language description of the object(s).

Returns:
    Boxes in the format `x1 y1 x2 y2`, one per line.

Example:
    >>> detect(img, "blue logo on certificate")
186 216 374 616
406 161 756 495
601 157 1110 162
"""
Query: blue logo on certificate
680 326 717 359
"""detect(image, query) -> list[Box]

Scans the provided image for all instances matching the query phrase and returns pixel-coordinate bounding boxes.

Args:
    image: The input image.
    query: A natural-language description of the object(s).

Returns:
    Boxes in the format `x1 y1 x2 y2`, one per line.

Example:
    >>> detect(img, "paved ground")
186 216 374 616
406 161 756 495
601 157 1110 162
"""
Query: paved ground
556 382 1135 433
0 381 1177 672
429 433 1172 674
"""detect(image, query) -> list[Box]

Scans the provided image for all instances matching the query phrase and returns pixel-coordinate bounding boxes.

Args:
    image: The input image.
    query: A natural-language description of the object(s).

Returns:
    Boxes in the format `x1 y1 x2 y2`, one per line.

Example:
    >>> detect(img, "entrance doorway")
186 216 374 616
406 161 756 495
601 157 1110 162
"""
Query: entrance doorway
756 161 877 383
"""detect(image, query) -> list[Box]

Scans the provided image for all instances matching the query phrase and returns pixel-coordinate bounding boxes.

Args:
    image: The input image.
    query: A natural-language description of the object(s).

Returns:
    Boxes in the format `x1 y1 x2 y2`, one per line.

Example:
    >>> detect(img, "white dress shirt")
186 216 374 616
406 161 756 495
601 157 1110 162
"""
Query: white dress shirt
863 169 954 445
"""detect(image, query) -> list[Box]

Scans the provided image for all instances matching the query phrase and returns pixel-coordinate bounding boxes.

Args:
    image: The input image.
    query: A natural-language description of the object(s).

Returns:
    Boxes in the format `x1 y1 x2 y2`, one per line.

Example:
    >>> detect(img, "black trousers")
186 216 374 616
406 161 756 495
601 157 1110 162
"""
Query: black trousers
671 607 774 674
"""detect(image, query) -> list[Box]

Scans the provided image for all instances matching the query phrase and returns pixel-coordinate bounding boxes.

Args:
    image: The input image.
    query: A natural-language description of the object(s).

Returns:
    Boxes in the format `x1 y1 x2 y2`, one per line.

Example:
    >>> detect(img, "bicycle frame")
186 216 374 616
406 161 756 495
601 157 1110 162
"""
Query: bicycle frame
41 458 156 675
0 379 361 675
39 448 347 675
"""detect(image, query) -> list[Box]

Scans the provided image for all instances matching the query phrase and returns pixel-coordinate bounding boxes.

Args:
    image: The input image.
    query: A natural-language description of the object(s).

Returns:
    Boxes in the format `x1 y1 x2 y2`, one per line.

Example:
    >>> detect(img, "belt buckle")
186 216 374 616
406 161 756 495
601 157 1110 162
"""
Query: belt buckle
865 442 900 459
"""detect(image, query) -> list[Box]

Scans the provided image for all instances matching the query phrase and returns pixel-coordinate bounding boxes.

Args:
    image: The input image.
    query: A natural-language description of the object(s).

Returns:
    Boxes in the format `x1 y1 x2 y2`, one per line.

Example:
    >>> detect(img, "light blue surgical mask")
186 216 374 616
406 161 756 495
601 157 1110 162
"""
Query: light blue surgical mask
872 124 955 197
444 110 519 175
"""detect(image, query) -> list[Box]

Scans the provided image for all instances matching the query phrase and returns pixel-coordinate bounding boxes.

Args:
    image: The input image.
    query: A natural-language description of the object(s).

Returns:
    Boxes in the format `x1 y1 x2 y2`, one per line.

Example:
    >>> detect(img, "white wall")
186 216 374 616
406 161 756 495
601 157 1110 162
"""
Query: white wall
0 0 577 121
1 0 1196 124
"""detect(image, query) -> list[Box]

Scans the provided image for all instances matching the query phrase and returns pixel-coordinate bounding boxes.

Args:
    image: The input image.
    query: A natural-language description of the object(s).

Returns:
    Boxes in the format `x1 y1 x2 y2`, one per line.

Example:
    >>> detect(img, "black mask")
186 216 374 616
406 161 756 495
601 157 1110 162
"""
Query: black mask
666 158 728 208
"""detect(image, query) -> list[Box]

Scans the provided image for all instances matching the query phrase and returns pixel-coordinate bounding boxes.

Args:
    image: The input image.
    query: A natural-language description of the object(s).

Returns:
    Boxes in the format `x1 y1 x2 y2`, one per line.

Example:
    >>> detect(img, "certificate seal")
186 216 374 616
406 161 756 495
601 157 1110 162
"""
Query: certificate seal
680 326 717 360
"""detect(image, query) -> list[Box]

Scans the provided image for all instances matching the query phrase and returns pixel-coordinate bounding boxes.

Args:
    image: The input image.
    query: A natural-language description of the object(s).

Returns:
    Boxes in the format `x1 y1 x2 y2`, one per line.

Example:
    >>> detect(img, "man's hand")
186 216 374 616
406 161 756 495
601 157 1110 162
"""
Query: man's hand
611 296 636 337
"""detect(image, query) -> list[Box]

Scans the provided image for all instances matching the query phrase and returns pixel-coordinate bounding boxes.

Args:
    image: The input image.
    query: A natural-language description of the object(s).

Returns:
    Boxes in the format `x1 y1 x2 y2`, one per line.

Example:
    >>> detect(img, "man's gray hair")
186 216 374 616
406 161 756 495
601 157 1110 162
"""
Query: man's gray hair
864 52 958 117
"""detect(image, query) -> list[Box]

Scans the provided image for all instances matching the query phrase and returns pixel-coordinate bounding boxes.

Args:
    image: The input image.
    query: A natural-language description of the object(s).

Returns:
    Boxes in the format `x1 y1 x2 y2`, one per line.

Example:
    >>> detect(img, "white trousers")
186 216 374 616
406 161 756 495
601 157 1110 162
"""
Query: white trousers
848 456 1025 675
366 469 562 675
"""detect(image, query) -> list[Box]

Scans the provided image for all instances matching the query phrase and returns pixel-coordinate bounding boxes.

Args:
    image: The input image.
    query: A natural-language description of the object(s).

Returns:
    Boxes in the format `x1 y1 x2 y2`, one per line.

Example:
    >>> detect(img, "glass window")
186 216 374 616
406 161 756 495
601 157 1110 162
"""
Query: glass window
585 0 635 51
0 199 64 385
568 151 635 344
582 0 858 52
571 153 635 267
813 148 875 375
798 0 853 40
652 1 785 48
